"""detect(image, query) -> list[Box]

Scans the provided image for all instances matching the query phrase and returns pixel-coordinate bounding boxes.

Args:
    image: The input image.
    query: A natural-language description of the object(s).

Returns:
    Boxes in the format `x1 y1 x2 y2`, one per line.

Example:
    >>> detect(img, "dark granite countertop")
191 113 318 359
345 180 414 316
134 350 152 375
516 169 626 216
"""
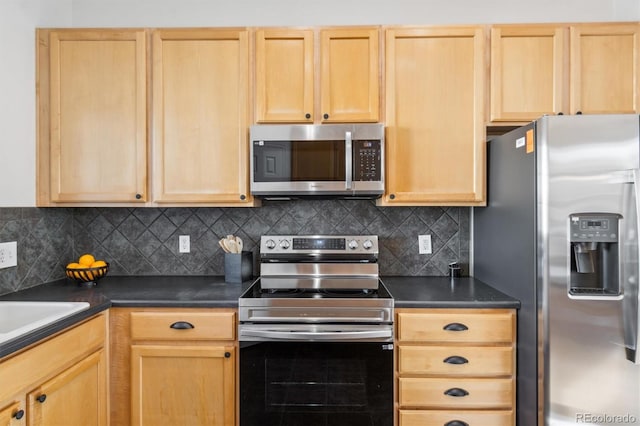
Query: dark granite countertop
0 275 518 358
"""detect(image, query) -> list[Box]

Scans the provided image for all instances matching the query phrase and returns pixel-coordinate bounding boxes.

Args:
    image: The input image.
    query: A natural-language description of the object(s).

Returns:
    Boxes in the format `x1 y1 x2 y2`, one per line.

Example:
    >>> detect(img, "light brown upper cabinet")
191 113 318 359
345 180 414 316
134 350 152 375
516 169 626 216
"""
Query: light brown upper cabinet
37 29 148 205
254 27 380 123
490 25 568 123
570 23 640 114
152 29 253 204
489 22 640 124
382 26 487 206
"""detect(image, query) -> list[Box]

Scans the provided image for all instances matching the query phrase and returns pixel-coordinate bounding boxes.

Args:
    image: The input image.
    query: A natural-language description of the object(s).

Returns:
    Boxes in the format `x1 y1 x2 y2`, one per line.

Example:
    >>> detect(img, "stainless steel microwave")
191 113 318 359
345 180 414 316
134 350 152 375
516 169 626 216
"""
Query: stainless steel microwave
250 124 384 199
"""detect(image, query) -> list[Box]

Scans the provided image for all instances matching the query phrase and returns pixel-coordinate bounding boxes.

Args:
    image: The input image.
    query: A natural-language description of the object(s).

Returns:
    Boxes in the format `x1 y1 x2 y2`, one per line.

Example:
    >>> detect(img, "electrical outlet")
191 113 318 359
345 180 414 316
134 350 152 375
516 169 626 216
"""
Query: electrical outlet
0 241 18 268
179 235 190 253
418 235 432 254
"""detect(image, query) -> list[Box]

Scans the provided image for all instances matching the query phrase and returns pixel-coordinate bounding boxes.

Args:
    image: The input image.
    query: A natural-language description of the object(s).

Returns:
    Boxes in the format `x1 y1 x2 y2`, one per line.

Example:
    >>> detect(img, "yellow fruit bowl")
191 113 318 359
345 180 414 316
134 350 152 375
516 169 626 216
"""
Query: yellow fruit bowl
65 263 109 286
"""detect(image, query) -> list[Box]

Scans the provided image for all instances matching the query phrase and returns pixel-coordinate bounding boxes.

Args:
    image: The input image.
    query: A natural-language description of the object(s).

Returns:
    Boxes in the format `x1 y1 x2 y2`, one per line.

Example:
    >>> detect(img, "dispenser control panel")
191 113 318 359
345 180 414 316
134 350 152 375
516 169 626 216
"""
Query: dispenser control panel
569 214 619 243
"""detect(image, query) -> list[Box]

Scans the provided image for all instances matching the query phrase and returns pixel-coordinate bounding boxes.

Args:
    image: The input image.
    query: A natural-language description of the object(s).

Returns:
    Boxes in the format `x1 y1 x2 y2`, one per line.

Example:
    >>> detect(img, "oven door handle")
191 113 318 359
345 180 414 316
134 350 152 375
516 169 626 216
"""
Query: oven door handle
345 131 353 190
240 328 392 341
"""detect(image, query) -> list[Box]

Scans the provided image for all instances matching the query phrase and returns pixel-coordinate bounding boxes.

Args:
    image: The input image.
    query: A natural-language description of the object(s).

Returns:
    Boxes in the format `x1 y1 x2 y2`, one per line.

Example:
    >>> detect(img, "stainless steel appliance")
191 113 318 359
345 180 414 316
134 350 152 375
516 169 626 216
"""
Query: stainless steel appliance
474 115 640 425
238 235 394 426
250 124 384 199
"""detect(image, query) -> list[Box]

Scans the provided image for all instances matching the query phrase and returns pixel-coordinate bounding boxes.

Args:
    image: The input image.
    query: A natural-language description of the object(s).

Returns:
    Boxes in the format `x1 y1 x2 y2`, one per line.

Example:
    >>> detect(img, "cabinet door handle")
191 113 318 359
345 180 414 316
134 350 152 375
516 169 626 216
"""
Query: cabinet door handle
323 113 329 119
36 394 47 403
443 355 469 365
444 388 469 397
305 113 311 119
443 322 468 331
444 421 469 426
170 321 195 330
13 409 25 420
224 351 231 358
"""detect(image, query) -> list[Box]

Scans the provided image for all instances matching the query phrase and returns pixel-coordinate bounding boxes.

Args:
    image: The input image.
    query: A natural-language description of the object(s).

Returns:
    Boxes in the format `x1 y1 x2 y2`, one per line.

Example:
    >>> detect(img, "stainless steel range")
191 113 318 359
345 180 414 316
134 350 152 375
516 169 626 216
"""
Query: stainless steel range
238 235 394 426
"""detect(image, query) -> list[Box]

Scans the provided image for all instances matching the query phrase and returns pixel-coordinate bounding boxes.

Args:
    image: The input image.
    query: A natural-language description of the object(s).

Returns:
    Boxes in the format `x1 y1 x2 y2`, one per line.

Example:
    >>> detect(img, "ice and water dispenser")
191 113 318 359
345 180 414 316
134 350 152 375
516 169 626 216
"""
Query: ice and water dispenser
569 213 622 298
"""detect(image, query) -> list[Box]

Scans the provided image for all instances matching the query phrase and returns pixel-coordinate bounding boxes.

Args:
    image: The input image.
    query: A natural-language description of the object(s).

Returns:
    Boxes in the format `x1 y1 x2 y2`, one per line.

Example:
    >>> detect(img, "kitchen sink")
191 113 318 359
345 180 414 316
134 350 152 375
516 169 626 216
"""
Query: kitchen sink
0 301 90 345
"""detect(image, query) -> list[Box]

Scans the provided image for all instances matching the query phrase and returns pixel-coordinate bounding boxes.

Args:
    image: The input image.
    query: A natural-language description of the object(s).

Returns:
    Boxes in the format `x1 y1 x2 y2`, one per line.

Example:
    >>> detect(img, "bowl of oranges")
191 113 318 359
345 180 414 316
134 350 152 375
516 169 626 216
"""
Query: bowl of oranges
65 254 109 286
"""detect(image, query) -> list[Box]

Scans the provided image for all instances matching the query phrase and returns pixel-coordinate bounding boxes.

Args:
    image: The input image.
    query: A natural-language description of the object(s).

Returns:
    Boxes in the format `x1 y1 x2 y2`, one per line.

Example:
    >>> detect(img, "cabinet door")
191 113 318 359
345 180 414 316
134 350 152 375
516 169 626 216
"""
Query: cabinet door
320 28 379 122
490 25 567 122
45 30 147 203
152 29 252 204
131 345 235 426
255 29 314 123
27 350 107 426
0 400 25 426
570 23 640 114
384 27 486 205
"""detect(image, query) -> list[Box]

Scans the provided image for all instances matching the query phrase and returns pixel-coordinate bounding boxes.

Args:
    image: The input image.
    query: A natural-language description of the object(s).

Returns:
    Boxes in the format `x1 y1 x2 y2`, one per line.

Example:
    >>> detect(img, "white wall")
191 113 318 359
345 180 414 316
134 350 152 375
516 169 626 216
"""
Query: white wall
71 0 640 26
0 0 638 206
0 0 71 207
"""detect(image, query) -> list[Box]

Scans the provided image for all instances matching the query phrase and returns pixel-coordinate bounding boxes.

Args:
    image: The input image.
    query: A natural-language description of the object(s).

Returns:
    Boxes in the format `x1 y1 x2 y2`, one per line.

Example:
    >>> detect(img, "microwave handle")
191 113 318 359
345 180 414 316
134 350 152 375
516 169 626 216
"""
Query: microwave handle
345 131 353 190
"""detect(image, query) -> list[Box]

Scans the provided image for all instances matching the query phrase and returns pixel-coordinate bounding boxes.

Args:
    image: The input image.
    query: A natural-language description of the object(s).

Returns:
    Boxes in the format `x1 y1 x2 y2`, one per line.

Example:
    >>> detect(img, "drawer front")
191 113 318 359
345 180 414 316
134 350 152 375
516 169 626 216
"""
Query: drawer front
399 377 513 409
397 310 514 343
399 409 514 426
399 345 514 376
130 311 235 341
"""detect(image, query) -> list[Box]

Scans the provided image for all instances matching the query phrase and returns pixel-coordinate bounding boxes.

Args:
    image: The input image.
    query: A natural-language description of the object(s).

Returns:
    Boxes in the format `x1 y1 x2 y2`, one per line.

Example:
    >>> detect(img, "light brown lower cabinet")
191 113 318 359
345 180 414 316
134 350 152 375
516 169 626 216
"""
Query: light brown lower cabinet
0 313 109 426
111 308 237 426
396 308 516 426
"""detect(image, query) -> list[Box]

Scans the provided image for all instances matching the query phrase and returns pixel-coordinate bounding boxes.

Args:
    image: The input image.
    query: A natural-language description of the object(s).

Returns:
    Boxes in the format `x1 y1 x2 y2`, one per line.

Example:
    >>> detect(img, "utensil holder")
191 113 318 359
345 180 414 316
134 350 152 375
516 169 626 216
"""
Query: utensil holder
224 251 253 283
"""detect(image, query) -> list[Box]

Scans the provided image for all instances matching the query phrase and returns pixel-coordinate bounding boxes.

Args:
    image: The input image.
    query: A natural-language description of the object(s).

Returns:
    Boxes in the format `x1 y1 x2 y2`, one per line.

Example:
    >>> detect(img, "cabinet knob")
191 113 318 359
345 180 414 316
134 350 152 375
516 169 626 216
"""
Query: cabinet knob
36 394 47 403
444 388 469 397
444 421 469 426
305 113 311 119
170 321 195 330
224 351 231 358
389 194 395 200
443 355 469 365
13 409 25 420
135 193 142 200
443 322 468 331
240 194 246 200
558 112 564 115
323 113 329 119
576 111 583 115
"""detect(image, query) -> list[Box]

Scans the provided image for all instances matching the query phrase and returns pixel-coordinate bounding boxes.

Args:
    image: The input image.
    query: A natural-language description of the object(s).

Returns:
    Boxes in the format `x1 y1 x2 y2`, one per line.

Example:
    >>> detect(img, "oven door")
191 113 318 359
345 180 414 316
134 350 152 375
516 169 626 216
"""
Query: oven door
239 340 393 426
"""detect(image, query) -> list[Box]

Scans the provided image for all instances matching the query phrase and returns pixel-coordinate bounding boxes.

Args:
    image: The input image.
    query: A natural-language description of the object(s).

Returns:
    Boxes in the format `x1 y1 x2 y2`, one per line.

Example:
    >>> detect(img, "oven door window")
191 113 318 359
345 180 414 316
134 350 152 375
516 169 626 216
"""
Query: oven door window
253 140 346 182
240 342 392 426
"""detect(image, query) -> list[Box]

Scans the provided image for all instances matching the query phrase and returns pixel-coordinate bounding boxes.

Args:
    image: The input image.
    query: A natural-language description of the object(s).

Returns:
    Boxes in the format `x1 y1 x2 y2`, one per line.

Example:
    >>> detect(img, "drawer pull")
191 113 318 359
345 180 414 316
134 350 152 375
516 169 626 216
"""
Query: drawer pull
36 394 47 403
13 409 25 420
444 388 469 397
443 322 468 331
443 355 469 365
170 321 195 330
444 421 469 426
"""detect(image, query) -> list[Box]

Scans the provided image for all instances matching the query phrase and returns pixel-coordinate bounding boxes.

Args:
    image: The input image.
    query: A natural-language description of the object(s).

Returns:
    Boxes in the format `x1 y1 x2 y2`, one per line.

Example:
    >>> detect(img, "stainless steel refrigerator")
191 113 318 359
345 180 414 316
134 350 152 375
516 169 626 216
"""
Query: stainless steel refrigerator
474 115 640 425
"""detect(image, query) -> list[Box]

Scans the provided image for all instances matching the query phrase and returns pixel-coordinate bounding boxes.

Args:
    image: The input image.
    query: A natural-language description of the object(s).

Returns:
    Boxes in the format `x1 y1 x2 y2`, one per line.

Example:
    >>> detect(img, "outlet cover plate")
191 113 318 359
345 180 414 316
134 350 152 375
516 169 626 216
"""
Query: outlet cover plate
0 241 18 268
418 235 432 255
179 235 190 253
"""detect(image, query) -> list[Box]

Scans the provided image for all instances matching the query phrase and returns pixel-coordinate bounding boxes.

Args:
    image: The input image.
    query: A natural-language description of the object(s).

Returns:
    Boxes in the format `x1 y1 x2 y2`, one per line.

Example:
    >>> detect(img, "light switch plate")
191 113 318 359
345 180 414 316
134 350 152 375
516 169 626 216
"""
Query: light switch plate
0 241 18 268
418 235 432 254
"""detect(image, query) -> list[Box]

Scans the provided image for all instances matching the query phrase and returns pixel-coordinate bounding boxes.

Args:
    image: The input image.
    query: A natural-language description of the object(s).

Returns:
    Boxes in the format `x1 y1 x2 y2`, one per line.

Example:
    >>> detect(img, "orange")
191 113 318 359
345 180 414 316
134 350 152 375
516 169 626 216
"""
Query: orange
66 262 83 269
78 254 96 267
90 260 107 268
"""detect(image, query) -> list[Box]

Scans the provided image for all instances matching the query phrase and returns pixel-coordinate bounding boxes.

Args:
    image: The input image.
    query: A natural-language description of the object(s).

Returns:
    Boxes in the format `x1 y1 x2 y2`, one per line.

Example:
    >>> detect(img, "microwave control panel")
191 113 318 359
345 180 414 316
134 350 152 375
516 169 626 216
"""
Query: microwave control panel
354 140 382 181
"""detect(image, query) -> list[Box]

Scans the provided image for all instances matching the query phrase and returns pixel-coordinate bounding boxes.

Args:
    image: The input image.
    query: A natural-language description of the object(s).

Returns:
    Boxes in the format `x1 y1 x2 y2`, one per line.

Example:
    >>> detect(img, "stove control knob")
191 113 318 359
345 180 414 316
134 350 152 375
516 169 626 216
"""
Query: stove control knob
348 240 359 250
265 239 276 249
362 239 374 250
279 239 291 249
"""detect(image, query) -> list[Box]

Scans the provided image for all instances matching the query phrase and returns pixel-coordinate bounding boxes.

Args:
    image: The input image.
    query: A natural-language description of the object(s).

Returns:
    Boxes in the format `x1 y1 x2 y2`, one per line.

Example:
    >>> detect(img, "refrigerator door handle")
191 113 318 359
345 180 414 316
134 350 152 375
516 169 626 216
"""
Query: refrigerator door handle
622 169 640 364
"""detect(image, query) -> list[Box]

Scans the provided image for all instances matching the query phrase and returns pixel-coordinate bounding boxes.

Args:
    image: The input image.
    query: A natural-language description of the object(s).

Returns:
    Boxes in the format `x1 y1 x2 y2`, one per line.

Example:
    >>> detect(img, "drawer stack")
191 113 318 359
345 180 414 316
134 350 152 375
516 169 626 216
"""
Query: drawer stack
396 308 516 426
